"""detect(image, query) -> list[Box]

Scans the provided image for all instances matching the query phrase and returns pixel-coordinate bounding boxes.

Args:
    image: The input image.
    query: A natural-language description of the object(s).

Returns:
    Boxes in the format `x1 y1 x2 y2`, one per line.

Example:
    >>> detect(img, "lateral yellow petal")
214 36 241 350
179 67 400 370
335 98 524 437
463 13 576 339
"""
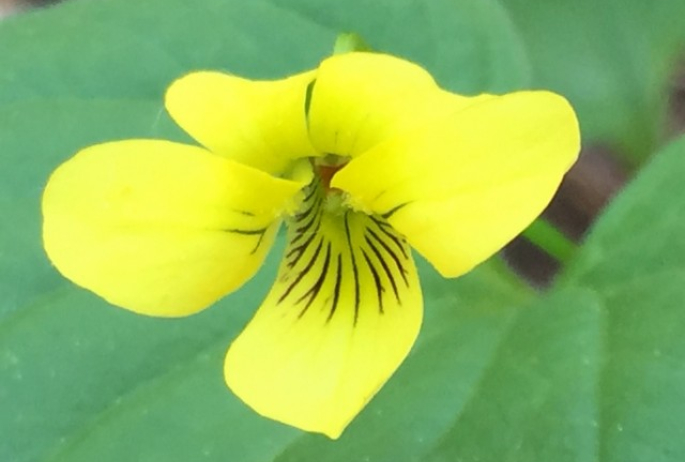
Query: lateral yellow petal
42 140 306 317
165 70 318 174
332 91 580 277
308 52 484 157
224 183 422 438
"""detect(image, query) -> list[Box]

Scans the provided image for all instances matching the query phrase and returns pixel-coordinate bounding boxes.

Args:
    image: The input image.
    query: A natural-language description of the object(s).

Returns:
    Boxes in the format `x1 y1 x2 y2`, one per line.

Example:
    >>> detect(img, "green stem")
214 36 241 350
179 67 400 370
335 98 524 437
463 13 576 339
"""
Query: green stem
332 32 371 54
522 218 577 264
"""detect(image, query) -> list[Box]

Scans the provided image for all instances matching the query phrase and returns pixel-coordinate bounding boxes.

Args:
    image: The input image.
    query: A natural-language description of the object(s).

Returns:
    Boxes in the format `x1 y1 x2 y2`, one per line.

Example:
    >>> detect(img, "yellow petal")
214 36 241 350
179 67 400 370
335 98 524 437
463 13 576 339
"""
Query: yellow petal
165 70 318 175
308 52 485 157
224 183 422 438
42 140 306 317
332 91 580 277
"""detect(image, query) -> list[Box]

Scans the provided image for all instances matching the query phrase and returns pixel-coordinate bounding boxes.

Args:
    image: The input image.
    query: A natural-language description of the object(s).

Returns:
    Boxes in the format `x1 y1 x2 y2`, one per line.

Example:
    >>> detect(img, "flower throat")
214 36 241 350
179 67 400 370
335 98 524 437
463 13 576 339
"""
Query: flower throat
274 156 415 326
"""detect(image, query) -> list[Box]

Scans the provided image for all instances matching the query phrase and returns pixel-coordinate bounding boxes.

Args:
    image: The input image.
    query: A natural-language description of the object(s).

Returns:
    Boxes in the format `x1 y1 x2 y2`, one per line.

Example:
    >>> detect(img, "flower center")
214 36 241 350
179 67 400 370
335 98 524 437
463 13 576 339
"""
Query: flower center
275 176 416 326
317 164 343 192
314 154 350 193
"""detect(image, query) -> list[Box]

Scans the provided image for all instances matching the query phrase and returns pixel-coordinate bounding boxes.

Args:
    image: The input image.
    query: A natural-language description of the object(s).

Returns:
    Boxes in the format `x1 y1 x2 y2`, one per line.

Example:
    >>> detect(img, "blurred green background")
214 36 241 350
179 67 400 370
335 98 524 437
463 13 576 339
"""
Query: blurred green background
1 1 684 461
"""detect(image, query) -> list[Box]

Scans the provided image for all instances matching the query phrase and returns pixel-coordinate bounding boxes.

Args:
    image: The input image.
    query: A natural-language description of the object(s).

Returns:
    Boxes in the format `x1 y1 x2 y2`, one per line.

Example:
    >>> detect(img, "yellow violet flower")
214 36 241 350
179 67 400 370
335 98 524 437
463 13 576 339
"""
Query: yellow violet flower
42 52 579 438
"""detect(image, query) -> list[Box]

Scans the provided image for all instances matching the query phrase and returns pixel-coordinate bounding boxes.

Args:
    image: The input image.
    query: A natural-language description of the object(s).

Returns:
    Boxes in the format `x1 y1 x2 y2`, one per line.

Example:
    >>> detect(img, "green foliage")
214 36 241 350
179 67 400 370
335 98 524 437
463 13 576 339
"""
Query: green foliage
499 0 685 163
1 0 684 461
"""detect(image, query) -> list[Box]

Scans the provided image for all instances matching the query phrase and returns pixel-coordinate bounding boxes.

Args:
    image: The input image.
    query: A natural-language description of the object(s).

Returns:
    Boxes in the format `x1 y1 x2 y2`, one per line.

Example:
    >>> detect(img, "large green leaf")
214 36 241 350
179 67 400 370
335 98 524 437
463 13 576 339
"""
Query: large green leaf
498 0 685 162
563 137 685 462
563 136 685 288
425 287 604 462
0 0 532 461
422 136 685 462
0 0 529 106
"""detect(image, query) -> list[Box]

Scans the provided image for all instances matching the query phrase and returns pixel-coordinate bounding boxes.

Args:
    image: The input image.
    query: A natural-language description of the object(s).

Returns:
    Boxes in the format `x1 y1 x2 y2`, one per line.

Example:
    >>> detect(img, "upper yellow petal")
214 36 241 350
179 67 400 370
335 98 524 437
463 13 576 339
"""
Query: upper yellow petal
165 70 318 174
331 91 580 277
42 140 306 317
308 52 485 157
224 182 422 438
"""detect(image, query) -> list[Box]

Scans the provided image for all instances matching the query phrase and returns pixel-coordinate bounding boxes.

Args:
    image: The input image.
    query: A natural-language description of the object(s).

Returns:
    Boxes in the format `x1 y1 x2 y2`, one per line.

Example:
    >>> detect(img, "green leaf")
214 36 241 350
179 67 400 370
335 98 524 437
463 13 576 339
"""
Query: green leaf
425 135 685 462
0 0 532 461
564 136 685 288
0 0 530 106
498 0 685 161
424 287 604 462
563 136 685 462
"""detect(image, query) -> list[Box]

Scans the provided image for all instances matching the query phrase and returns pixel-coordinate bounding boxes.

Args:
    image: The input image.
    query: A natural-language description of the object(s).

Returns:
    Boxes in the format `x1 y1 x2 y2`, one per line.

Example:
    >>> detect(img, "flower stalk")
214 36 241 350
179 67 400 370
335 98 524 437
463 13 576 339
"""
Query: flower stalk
522 218 576 264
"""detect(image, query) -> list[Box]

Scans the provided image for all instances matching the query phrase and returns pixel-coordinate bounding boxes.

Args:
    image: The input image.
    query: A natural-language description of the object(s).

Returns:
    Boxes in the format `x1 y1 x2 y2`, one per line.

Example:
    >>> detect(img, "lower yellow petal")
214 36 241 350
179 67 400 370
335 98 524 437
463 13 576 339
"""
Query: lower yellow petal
42 140 306 317
331 91 580 277
224 182 422 438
